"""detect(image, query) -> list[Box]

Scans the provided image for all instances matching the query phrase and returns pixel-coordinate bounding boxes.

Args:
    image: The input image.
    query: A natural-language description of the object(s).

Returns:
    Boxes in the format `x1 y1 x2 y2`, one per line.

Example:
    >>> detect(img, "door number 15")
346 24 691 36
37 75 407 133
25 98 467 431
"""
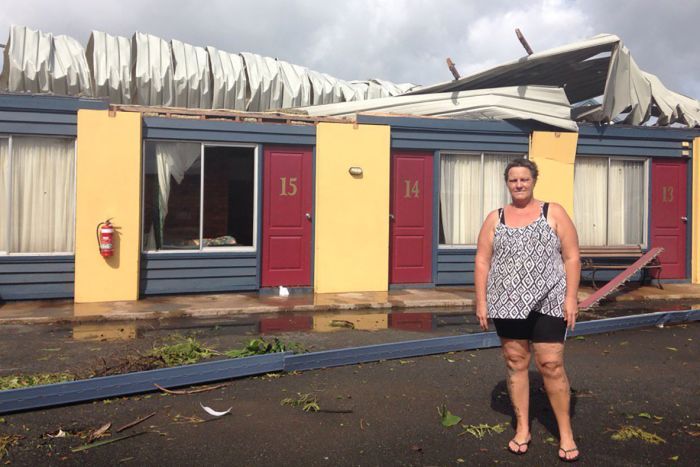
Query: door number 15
280 177 298 196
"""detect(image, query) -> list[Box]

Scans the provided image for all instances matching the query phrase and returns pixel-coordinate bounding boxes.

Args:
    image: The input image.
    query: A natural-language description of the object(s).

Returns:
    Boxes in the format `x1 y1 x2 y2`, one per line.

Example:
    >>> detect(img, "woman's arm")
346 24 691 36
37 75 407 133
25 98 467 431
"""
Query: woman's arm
550 203 581 330
474 210 499 331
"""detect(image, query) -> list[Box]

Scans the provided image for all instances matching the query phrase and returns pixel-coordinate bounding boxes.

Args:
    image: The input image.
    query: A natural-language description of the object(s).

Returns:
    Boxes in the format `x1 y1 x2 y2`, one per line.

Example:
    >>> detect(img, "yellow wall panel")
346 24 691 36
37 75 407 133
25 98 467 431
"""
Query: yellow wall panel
315 122 390 293
528 131 578 216
693 137 700 284
74 110 142 302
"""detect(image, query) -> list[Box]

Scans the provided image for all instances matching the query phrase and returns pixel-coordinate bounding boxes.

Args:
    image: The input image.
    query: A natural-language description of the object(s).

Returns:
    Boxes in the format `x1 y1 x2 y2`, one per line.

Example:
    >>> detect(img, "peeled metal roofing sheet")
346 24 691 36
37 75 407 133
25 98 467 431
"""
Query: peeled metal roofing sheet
1 24 417 113
300 85 578 131
51 35 92 96
207 46 247 111
172 39 212 109
411 34 620 96
132 32 175 106
87 31 132 104
1 25 53 93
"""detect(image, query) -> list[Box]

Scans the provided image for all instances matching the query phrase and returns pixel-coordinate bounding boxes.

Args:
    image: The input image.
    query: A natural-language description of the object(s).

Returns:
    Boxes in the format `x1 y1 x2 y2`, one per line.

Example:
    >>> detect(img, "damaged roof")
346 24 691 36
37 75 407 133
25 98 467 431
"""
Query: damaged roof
300 34 700 130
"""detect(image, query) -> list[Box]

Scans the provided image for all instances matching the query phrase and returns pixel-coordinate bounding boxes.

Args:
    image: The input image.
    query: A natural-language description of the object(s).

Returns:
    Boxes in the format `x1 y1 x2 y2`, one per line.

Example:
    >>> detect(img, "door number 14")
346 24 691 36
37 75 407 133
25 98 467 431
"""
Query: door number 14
404 180 420 198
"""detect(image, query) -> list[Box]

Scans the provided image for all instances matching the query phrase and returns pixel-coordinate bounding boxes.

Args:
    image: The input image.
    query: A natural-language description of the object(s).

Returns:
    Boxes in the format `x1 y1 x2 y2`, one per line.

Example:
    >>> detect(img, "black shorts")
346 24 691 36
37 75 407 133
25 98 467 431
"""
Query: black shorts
492 311 566 342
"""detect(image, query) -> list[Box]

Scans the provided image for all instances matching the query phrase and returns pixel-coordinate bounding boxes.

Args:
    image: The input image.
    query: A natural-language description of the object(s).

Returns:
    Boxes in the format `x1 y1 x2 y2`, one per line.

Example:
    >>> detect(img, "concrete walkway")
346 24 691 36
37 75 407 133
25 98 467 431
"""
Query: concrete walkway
2 283 700 325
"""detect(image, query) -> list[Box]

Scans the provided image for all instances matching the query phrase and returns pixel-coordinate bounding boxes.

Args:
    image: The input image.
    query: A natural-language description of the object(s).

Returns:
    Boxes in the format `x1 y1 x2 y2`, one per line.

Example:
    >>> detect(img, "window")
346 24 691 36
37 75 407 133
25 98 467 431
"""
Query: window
573 157 647 246
142 141 257 252
0 136 76 254
439 152 521 245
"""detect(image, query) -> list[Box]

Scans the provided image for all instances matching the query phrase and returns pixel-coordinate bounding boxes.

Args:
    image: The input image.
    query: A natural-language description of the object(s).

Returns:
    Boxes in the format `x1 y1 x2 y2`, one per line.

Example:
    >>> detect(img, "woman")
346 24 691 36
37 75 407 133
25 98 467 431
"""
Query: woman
474 158 581 462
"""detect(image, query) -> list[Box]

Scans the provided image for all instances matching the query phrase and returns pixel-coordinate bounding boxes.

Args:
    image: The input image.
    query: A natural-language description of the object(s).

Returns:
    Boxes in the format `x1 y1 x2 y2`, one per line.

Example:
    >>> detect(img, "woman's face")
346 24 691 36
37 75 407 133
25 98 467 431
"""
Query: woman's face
506 166 536 202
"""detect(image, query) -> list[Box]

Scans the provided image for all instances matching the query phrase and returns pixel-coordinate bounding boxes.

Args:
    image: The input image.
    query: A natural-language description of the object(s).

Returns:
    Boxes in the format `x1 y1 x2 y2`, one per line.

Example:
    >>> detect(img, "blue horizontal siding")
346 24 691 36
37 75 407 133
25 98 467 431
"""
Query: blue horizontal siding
0 256 74 299
143 117 316 145
436 248 476 285
0 94 108 137
356 114 530 153
140 252 258 295
577 123 695 158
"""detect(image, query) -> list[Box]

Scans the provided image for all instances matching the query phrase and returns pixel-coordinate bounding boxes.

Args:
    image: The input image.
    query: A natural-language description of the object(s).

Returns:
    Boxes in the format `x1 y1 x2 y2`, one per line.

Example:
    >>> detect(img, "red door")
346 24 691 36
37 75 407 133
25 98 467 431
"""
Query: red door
262 146 313 287
651 159 687 279
390 152 433 283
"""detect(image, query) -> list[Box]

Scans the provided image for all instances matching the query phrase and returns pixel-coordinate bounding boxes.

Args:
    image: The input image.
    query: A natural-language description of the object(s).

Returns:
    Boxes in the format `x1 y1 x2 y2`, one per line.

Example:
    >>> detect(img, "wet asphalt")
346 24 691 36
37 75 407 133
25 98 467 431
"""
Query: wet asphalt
0 320 698 466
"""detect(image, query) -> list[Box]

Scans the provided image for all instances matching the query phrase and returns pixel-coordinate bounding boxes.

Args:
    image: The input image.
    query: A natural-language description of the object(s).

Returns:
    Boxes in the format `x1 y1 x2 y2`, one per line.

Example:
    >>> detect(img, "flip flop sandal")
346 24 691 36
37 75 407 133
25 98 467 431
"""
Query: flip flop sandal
507 436 531 455
558 447 580 462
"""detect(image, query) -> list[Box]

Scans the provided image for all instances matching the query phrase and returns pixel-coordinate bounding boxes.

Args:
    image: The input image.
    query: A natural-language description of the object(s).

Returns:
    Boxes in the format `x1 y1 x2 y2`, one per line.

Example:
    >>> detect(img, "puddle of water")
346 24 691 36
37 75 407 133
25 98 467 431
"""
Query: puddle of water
72 322 140 341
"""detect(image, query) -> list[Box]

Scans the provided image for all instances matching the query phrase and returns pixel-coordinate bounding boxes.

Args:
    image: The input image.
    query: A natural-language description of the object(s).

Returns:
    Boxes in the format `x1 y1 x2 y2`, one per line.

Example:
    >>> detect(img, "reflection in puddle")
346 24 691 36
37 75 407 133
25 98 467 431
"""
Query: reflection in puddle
72 322 139 341
66 300 699 343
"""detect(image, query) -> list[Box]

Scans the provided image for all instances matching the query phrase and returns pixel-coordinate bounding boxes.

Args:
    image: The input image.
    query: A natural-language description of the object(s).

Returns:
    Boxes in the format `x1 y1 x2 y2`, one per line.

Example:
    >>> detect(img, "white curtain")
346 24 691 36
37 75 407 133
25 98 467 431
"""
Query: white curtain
0 139 9 251
483 154 517 215
574 158 608 246
144 141 200 250
440 154 481 244
608 160 644 245
10 137 75 253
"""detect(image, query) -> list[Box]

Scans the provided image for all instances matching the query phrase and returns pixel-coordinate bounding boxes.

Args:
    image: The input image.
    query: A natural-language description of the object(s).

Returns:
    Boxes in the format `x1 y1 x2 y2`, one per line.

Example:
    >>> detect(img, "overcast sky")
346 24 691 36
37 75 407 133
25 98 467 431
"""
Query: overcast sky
2 0 699 99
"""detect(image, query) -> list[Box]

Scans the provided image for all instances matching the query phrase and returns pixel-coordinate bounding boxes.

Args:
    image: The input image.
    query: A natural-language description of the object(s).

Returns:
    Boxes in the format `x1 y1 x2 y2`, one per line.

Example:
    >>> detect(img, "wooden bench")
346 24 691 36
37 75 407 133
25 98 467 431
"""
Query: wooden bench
580 246 663 290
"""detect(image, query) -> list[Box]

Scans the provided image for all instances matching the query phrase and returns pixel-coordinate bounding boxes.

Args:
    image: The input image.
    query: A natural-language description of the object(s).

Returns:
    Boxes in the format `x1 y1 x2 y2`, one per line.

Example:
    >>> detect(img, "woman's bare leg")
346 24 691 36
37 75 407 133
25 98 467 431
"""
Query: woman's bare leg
532 342 578 460
501 338 531 452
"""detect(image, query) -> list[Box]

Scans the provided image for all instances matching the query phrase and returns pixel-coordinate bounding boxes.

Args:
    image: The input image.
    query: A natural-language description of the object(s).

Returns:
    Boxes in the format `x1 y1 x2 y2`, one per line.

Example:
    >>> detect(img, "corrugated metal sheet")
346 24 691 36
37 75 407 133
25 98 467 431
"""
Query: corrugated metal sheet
86 31 132 104
1 25 416 111
172 39 212 109
409 33 700 127
300 86 578 132
132 32 175 106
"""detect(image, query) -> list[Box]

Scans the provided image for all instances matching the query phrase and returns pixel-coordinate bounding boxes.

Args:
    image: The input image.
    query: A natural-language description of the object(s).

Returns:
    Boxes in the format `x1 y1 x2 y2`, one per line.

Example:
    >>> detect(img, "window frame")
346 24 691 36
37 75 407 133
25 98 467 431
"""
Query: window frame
141 139 259 254
0 134 78 256
438 150 526 249
574 155 650 248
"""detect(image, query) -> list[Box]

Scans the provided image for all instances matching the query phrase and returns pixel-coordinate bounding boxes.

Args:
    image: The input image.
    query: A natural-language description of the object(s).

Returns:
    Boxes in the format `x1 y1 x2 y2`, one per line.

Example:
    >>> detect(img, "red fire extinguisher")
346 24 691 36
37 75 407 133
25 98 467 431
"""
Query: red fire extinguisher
96 219 114 258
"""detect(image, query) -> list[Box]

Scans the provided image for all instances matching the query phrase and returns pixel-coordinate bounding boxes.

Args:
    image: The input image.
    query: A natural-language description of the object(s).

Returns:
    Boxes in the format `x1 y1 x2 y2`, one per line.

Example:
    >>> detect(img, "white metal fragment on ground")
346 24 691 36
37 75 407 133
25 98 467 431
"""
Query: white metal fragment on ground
48 429 67 438
200 402 232 417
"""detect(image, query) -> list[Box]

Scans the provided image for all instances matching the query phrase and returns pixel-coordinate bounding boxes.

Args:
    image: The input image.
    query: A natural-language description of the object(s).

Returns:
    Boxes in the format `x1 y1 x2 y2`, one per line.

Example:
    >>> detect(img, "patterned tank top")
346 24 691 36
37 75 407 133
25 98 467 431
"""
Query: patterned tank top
486 202 566 319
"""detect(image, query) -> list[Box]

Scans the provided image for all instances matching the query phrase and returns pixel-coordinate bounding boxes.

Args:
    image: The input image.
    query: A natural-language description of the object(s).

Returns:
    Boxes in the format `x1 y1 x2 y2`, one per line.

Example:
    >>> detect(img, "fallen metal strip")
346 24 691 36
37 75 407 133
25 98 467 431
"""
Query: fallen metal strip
578 247 664 309
1 309 698 414
284 332 501 372
0 352 287 414
572 309 700 336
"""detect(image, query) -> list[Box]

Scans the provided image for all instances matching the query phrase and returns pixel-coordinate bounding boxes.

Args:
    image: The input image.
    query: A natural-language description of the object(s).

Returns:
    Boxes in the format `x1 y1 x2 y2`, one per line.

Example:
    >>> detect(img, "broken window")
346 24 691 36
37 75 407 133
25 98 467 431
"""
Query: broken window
142 141 257 251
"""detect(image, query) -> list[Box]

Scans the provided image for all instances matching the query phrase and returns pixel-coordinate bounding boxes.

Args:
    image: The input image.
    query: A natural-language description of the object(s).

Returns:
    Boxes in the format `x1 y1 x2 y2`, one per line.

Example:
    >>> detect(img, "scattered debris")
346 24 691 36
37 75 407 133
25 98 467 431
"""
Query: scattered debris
437 404 462 428
611 426 666 444
87 422 111 443
71 432 147 453
225 337 304 358
458 423 507 439
666 347 678 352
154 383 227 395
0 435 23 459
200 402 232 417
281 393 320 412
116 412 156 433
172 414 205 424
0 373 75 390
150 337 215 366
47 429 67 438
